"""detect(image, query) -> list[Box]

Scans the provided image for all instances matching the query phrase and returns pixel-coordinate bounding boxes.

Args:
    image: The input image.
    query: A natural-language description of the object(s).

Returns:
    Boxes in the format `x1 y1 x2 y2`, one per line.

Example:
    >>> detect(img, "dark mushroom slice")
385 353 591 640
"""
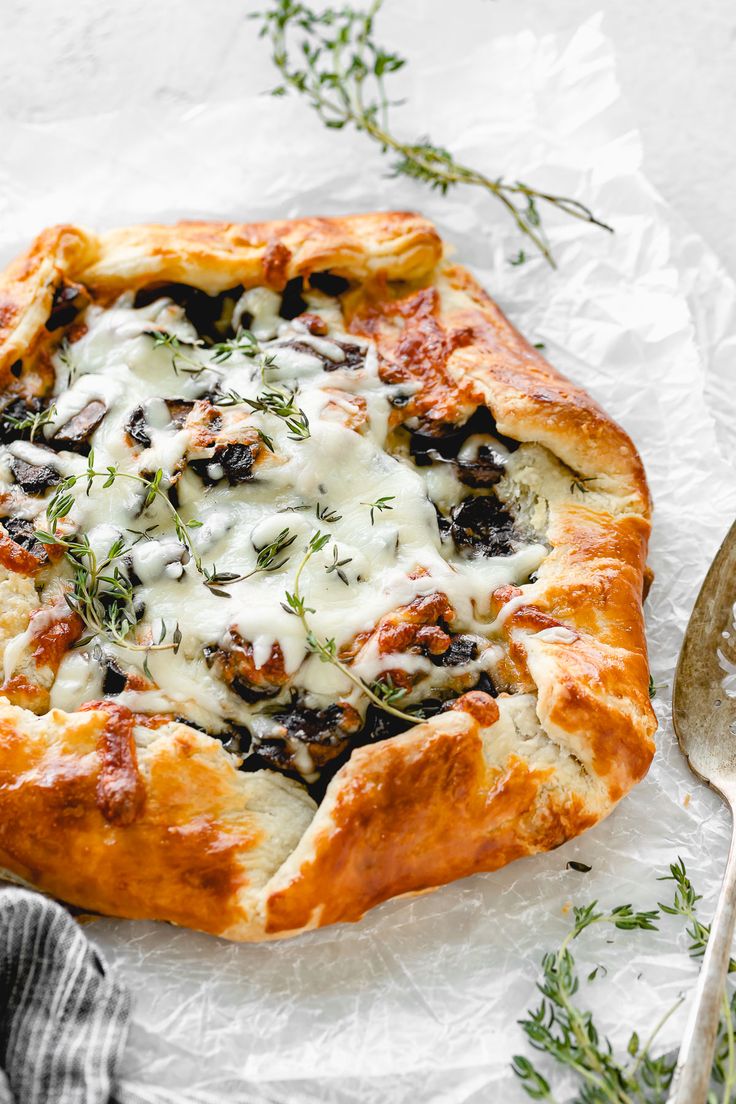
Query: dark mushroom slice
133 283 243 343
204 634 289 704
125 406 151 448
449 494 520 557
125 399 199 451
280 336 365 372
189 442 257 486
308 271 351 297
430 633 480 667
253 701 358 774
99 651 128 696
0 517 50 565
166 399 197 428
10 456 61 496
279 277 308 320
49 400 107 453
409 406 518 468
46 282 88 332
455 441 507 489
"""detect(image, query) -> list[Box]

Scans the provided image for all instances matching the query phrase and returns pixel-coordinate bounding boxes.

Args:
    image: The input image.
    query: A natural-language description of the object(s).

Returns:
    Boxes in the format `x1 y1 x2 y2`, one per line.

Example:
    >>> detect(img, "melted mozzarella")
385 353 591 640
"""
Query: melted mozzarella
4 291 548 734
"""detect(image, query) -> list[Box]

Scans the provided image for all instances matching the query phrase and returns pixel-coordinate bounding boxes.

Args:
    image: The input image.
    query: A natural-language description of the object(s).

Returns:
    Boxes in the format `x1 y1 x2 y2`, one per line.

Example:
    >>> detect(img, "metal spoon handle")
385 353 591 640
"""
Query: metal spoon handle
668 810 736 1104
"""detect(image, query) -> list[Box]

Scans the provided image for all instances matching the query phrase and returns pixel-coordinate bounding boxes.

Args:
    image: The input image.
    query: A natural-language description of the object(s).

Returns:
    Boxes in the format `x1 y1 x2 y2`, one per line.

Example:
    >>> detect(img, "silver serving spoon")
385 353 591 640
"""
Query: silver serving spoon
668 520 736 1103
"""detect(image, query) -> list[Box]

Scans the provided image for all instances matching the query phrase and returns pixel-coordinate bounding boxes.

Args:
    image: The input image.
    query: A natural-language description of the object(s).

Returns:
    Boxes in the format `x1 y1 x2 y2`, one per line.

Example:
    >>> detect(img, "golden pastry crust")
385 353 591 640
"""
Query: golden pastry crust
0 213 656 940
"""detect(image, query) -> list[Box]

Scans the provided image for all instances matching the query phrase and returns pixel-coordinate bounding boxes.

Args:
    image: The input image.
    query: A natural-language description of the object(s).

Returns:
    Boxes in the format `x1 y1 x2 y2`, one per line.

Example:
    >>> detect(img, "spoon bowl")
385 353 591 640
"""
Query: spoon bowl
668 519 736 1102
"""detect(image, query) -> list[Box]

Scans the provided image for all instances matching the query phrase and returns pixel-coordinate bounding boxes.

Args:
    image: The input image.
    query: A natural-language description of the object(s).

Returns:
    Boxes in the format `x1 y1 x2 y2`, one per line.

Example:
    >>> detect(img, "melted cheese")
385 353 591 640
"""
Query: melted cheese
2 290 548 742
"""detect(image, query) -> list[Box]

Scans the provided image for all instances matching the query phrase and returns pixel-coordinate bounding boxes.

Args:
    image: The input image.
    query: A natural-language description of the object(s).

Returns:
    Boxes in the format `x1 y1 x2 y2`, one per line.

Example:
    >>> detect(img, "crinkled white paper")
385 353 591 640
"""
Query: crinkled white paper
2 8 736 1102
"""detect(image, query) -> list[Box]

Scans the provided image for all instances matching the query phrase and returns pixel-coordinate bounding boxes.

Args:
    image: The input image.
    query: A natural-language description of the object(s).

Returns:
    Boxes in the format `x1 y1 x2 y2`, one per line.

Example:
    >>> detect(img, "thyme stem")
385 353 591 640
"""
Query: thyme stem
257 0 613 266
284 533 421 723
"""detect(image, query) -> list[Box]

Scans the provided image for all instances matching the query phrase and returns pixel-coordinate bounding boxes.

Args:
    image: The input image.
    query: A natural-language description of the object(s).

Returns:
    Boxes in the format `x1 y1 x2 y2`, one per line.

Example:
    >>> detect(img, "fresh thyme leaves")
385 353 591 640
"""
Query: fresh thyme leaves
246 383 311 440
256 0 613 267
510 250 527 267
56 338 78 385
571 476 596 495
513 860 736 1103
146 330 207 376
210 330 262 363
369 673 408 707
325 544 352 585
215 382 310 441
34 529 182 657
202 528 298 596
657 861 736 1097
3 403 57 442
361 494 395 524
649 675 657 700
43 455 206 589
282 530 422 723
514 901 671 1104
658 858 734 968
316 501 342 523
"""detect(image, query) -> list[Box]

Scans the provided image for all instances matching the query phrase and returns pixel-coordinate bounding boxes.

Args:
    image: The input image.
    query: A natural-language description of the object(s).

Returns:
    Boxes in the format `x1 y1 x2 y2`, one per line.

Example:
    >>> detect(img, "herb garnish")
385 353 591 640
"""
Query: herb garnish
256 0 613 266
571 476 596 495
210 330 263 363
362 494 395 524
35 529 182 660
203 527 297 597
325 543 352 585
513 859 736 1103
245 383 311 440
214 383 310 441
316 501 342 523
281 530 422 722
146 330 208 376
3 403 57 442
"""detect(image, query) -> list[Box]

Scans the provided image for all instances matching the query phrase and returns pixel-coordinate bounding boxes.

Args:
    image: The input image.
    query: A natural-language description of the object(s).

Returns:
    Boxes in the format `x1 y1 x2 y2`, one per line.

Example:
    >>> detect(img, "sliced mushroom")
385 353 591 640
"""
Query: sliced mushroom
252 699 362 777
430 633 480 667
190 442 256 486
450 494 520 557
133 283 242 343
125 406 151 448
10 456 61 495
50 400 107 452
46 283 87 332
204 634 289 704
0 517 50 565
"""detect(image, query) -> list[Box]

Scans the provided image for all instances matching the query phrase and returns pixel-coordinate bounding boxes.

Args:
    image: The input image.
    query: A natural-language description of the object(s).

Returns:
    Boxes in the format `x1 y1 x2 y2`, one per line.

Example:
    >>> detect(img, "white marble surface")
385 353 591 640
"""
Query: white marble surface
1 0 735 274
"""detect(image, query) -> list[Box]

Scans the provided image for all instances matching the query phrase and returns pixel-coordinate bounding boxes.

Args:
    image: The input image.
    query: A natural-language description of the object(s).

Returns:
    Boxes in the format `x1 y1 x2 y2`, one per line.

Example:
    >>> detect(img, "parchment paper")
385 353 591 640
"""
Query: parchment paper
1 7 735 1101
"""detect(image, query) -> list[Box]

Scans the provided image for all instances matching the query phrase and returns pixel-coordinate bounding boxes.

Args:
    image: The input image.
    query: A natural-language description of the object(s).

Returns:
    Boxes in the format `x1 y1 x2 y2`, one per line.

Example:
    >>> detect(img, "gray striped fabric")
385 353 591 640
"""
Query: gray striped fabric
0 888 129 1104
0 888 267 1104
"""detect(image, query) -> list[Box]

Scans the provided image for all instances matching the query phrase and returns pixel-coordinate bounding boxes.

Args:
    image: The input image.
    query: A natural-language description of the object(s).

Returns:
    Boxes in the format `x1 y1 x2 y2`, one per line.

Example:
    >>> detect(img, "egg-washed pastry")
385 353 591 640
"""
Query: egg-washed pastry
0 214 656 940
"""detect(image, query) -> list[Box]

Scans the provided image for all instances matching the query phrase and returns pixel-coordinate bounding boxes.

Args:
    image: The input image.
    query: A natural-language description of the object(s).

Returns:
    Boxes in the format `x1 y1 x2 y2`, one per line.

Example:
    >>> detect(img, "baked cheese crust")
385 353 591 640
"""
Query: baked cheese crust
0 214 656 940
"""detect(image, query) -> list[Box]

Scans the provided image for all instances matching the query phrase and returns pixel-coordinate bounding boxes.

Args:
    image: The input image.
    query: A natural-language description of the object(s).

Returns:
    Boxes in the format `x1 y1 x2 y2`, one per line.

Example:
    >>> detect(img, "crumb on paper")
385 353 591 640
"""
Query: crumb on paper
562 900 572 915
684 793 691 808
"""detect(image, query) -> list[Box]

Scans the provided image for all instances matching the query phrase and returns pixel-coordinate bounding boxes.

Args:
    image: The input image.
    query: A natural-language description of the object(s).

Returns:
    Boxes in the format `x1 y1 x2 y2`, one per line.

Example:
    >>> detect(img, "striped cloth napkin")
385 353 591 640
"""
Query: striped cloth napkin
0 887 224 1104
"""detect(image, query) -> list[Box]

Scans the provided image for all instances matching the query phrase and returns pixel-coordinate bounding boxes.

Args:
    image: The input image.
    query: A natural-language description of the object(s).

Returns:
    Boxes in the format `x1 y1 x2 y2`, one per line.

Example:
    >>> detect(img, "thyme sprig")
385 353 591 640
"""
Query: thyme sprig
362 494 395 524
281 530 422 722
203 527 297 596
211 329 263 363
325 543 352 584
34 529 182 660
213 383 310 441
246 383 311 440
3 403 57 442
256 0 613 266
146 330 208 376
513 860 736 1103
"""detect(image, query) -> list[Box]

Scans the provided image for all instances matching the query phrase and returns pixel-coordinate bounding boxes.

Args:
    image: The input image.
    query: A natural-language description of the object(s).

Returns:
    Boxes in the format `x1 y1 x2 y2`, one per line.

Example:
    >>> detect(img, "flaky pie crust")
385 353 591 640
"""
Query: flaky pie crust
0 213 656 940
